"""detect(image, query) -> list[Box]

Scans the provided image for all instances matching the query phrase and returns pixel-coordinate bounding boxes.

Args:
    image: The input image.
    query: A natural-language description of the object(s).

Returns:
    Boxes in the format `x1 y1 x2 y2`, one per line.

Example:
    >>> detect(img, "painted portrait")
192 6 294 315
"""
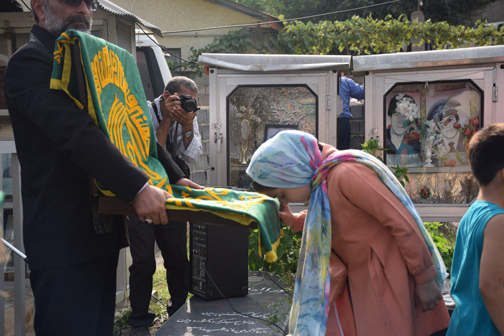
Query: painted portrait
385 92 423 167
426 86 481 167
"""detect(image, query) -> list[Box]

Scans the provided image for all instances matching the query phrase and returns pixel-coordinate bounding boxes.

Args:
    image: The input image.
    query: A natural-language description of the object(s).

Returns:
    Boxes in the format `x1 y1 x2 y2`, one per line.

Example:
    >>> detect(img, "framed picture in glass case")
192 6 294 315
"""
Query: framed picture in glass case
383 80 483 205
385 91 423 167
226 85 317 185
264 124 299 141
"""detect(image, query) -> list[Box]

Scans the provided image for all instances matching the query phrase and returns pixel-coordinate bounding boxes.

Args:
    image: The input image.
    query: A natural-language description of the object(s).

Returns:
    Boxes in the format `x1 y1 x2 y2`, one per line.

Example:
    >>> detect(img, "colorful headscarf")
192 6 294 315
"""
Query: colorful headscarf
246 130 447 336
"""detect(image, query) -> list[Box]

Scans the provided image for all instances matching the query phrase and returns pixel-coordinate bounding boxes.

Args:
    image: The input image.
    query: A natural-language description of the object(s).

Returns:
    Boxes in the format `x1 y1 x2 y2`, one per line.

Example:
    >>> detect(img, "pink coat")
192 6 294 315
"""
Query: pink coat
291 145 450 336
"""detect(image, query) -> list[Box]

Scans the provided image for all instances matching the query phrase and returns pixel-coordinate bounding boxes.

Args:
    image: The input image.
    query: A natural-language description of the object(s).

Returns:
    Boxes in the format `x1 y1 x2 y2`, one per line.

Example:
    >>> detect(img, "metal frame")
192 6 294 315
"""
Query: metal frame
353 45 504 74
0 142 24 336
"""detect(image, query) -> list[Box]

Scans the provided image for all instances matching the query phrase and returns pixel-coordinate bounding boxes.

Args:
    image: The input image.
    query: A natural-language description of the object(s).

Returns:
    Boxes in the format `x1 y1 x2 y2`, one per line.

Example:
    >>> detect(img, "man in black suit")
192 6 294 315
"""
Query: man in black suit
4 0 198 334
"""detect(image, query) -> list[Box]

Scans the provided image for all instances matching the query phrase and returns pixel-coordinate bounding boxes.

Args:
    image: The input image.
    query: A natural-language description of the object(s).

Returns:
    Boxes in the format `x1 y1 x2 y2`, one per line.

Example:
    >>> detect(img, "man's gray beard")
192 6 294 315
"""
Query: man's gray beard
44 4 92 36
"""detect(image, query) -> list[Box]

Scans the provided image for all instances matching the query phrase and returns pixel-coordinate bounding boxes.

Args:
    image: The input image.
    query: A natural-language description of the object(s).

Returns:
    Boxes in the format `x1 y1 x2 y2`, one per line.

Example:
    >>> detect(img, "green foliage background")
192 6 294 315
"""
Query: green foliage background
424 222 456 272
248 227 301 278
232 0 498 25
174 16 504 77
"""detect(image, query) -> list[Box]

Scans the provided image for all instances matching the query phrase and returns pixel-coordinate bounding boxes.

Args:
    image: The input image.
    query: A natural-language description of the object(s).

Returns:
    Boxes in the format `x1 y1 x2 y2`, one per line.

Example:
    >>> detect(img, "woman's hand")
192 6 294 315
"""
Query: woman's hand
415 278 443 312
279 203 295 228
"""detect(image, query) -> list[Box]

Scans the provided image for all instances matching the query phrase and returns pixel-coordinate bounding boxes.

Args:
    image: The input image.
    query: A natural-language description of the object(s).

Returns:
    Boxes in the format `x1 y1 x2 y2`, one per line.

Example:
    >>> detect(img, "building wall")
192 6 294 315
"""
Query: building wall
349 104 365 150
112 0 266 60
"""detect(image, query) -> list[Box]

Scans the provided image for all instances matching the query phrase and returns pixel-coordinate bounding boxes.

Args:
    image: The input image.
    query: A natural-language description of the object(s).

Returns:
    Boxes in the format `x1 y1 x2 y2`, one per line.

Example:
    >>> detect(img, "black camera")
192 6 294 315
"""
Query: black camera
175 95 199 113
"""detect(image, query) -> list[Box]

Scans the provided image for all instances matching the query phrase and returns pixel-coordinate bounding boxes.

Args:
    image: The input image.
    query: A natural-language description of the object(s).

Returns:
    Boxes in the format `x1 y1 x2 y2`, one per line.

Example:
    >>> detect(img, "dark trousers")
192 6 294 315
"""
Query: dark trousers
127 217 190 327
30 251 120 336
337 116 352 150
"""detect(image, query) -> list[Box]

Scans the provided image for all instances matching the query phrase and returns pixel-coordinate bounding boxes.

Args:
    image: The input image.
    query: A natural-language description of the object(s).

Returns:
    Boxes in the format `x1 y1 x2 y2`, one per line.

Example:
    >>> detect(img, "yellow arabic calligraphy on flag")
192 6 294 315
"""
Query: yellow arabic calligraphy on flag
49 30 282 262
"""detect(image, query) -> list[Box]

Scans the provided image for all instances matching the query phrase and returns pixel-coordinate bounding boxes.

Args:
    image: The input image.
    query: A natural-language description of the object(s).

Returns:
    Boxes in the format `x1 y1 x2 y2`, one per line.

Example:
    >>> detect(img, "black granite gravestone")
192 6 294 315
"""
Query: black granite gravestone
155 271 290 335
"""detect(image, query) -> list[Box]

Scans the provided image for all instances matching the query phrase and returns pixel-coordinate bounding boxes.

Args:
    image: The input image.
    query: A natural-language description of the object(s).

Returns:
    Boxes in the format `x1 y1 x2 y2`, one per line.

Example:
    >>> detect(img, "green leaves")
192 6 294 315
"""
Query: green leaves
248 227 302 277
231 0 497 26
277 16 504 56
360 140 410 187
424 222 456 272
361 138 388 161
182 15 504 78
391 164 410 188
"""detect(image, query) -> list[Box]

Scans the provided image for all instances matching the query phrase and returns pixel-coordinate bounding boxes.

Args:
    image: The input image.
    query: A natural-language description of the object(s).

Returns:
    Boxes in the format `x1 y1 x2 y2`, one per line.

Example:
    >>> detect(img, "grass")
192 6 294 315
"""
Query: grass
150 268 172 316
113 255 174 335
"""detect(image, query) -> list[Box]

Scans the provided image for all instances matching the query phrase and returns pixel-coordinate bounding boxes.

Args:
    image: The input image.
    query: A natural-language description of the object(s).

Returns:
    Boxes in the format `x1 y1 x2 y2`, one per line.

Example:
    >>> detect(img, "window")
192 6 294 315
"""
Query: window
136 47 164 101
165 48 182 75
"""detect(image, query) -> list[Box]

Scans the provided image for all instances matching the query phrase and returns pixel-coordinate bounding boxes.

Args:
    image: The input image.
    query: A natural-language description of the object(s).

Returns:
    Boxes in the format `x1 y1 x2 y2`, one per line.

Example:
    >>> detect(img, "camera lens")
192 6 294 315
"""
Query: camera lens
184 100 198 112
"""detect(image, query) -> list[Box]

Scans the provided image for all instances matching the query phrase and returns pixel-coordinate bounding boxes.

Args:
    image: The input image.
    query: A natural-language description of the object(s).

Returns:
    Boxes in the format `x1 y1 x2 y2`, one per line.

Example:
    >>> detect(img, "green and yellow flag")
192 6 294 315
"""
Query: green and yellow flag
50 30 281 262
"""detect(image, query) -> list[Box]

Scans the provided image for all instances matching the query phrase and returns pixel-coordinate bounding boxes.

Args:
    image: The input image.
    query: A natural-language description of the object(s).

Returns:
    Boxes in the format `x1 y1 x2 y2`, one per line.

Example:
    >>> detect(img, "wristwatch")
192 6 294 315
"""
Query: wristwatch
184 129 194 138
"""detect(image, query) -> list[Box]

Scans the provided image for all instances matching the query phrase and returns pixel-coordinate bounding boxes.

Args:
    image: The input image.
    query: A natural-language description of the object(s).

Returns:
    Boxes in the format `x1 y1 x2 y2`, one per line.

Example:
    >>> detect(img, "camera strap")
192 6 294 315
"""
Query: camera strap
170 123 180 157
151 99 162 125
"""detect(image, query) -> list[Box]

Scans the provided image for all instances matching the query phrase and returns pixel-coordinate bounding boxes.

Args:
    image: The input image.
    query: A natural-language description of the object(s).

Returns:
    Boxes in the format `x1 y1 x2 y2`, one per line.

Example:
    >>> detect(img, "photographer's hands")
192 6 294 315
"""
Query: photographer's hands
162 92 197 149
163 92 198 129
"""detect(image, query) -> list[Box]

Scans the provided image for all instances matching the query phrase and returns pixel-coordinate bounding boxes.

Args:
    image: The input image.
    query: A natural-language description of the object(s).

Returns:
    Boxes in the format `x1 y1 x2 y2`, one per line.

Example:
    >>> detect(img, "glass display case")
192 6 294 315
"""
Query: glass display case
384 80 483 204
227 85 318 189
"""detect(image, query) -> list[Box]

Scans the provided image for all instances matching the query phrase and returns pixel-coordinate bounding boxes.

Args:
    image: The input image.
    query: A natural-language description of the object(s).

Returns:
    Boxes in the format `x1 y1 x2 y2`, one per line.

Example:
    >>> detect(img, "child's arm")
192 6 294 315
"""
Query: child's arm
480 214 504 334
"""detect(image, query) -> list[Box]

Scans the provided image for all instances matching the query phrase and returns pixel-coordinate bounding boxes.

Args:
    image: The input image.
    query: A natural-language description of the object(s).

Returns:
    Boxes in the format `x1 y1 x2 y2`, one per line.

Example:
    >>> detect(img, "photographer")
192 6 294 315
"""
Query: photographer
127 76 203 336
151 76 203 170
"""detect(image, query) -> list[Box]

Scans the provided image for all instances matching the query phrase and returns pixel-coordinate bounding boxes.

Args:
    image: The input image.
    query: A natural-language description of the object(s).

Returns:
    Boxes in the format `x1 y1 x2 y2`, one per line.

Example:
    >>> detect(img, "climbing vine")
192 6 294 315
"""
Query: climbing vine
173 15 504 76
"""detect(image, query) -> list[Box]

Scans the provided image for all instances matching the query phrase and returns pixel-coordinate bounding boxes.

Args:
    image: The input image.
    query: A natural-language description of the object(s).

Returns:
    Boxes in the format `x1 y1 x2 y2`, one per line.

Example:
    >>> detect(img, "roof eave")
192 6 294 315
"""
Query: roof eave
205 0 283 30
98 0 163 37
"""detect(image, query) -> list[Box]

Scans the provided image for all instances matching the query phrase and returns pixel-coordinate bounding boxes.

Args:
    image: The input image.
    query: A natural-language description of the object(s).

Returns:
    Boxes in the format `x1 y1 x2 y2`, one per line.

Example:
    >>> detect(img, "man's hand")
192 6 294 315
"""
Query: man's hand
171 107 197 129
279 203 295 228
132 185 172 225
164 92 198 128
414 278 443 312
163 93 182 119
176 178 204 189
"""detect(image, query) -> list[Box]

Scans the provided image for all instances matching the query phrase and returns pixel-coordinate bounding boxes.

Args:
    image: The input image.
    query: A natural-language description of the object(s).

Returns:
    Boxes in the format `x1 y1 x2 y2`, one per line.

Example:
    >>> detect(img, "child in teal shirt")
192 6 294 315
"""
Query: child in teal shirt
447 123 504 335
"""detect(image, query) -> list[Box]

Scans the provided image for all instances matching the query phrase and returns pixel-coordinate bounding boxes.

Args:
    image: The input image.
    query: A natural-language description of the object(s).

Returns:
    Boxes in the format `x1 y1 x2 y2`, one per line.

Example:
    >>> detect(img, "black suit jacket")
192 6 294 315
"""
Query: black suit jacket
4 25 184 270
